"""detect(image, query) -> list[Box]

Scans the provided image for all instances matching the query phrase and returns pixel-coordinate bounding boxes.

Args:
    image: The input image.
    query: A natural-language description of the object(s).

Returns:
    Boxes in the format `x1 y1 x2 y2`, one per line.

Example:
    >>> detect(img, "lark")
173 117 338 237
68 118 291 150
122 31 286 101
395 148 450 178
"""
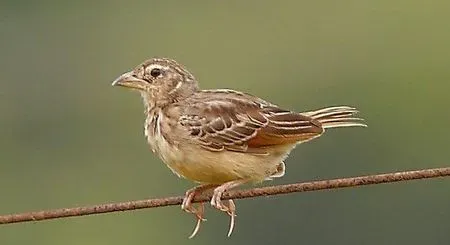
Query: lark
111 58 366 238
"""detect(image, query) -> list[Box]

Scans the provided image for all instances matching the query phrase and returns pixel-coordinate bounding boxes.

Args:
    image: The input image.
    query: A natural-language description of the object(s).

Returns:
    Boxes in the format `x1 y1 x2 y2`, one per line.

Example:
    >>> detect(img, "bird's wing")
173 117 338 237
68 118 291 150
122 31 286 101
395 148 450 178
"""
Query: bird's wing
178 90 324 154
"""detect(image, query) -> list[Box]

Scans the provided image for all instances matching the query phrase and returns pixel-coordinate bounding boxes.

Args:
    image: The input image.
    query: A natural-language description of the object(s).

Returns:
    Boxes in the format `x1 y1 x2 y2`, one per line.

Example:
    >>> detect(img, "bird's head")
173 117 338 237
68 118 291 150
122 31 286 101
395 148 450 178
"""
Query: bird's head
112 58 199 107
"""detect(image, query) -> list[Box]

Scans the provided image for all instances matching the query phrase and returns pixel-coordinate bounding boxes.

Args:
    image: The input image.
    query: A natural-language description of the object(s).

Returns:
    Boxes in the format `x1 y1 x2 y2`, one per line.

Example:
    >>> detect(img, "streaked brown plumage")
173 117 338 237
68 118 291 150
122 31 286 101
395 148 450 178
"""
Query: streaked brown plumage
112 57 366 238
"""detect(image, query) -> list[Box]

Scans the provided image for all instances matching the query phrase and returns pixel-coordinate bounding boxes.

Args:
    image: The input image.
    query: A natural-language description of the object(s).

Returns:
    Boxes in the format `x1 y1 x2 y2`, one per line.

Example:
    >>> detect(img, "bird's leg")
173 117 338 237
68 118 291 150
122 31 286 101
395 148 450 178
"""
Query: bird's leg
181 184 218 239
210 179 248 237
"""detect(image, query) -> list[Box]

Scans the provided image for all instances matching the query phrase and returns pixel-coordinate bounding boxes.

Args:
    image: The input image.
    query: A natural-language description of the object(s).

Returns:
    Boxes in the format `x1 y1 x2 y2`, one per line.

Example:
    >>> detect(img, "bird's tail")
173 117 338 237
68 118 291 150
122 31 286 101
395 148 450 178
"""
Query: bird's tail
303 106 367 129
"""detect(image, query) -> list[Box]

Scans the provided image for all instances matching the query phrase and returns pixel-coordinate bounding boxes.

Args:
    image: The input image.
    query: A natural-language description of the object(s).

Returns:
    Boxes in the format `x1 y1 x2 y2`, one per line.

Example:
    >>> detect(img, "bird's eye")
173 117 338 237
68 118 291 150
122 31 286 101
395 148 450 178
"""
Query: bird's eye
150 68 162 77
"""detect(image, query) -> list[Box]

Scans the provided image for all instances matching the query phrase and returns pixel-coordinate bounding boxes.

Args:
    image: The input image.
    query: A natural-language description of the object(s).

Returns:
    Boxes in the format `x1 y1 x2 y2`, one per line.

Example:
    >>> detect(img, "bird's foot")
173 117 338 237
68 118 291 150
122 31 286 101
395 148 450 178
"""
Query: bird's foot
210 180 246 237
211 196 236 237
181 184 217 239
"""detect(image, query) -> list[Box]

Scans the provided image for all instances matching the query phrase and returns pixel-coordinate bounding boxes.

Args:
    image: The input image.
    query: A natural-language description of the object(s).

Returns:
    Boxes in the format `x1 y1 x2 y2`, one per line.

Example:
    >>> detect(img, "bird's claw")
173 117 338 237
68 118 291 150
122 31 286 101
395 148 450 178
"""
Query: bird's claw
211 196 236 237
182 185 215 238
182 181 244 238
186 202 206 239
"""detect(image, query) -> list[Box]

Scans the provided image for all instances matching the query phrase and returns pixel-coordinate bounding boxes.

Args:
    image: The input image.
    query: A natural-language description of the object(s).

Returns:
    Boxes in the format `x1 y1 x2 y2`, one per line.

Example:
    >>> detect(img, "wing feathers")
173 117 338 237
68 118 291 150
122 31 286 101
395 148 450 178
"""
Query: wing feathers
178 92 365 154
179 96 324 153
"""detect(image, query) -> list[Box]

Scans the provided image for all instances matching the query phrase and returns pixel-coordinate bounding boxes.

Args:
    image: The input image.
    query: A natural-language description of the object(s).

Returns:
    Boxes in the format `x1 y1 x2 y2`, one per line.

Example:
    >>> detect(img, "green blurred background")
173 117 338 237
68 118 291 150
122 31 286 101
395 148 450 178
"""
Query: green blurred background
1 0 449 244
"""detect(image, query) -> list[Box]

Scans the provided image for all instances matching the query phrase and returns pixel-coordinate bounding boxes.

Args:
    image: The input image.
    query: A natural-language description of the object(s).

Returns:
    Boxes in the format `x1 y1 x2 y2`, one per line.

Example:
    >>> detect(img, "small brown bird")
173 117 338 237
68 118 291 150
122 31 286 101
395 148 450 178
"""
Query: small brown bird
112 58 366 238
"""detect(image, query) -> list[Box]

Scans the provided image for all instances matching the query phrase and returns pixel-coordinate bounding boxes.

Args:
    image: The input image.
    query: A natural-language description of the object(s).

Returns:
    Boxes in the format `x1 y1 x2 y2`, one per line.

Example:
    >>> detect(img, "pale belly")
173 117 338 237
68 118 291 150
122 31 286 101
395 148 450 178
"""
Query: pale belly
160 142 294 184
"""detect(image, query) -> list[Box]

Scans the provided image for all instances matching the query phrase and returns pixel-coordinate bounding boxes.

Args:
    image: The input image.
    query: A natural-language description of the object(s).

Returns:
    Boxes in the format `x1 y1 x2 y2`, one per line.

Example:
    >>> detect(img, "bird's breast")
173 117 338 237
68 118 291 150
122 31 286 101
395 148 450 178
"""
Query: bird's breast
145 109 185 177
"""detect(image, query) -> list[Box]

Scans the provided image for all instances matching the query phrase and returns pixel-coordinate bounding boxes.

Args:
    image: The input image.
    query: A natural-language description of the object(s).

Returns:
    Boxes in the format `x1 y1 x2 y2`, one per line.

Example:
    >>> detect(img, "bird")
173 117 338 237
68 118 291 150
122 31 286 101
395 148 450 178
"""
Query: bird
111 57 366 238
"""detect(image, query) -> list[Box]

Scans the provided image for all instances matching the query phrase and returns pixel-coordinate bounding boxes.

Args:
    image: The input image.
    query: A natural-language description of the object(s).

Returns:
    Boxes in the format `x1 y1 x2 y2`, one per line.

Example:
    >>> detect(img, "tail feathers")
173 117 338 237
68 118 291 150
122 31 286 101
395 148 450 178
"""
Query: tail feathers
303 106 367 129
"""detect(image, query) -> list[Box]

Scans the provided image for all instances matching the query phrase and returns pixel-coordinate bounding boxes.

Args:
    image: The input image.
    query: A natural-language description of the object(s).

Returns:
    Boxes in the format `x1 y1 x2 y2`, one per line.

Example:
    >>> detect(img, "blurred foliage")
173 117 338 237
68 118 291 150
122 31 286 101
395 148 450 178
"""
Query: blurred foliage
1 0 449 244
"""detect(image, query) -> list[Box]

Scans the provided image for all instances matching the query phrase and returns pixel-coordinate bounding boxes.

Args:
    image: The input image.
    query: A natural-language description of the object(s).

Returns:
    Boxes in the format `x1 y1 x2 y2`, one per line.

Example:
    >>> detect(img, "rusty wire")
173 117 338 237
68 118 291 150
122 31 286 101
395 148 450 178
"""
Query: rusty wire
1 167 449 225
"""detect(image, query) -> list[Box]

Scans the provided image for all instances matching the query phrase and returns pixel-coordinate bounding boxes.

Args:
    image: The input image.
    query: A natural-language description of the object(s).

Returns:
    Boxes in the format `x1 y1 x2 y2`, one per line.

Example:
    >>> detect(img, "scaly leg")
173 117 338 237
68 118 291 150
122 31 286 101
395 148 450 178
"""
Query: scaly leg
181 184 218 238
210 179 248 237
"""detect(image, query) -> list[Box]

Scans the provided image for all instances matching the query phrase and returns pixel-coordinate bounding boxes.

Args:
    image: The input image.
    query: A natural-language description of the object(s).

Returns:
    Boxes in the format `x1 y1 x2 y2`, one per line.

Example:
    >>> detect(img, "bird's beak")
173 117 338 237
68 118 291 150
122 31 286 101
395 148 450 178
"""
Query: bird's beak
111 71 147 90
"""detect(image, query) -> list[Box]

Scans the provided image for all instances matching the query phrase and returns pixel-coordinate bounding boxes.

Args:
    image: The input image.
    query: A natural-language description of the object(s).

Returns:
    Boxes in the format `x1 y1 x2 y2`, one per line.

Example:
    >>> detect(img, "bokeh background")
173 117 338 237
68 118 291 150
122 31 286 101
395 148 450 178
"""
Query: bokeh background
1 1 449 244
